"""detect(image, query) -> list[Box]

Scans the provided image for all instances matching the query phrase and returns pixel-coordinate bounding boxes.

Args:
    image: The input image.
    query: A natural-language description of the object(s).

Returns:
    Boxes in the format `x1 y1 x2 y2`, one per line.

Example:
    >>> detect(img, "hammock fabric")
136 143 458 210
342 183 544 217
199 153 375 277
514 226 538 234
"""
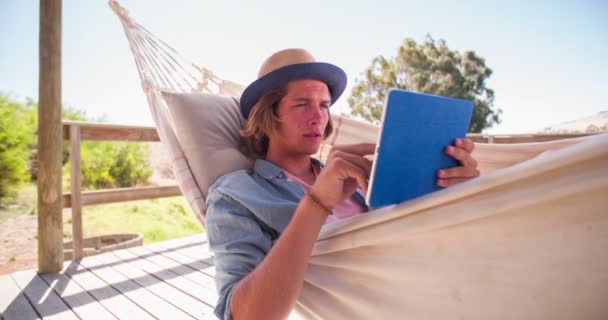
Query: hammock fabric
110 2 608 318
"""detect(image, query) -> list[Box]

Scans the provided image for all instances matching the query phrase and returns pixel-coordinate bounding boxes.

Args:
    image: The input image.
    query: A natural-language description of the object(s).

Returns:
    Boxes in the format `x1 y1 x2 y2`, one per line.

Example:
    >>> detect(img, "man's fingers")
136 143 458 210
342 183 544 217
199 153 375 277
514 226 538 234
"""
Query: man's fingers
313 156 370 208
437 166 480 180
445 145 477 167
454 138 475 153
326 157 370 193
435 138 479 188
330 143 376 157
436 177 471 187
329 150 373 176
337 159 370 193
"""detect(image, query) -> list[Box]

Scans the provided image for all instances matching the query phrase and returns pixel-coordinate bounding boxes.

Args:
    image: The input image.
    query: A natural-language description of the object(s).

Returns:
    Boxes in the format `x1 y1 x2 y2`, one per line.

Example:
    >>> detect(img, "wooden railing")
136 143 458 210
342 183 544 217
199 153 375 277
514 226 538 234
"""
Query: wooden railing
62 121 181 260
466 133 593 144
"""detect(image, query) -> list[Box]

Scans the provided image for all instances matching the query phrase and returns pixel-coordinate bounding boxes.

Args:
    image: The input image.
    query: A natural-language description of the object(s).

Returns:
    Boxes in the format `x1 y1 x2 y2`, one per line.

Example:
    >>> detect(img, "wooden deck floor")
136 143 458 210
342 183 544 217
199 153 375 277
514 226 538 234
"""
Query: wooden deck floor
0 234 219 319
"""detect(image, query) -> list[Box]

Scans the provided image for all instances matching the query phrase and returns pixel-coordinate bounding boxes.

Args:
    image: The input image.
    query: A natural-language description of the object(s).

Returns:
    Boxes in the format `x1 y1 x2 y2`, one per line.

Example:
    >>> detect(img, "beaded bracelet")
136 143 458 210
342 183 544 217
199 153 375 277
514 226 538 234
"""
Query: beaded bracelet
306 192 333 216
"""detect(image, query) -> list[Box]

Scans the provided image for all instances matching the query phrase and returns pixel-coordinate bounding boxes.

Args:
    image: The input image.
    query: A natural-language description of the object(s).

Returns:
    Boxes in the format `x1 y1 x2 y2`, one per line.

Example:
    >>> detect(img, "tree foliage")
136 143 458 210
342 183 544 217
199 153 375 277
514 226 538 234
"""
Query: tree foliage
75 141 151 190
27 100 91 180
0 95 36 201
0 94 152 202
347 36 501 132
59 108 152 190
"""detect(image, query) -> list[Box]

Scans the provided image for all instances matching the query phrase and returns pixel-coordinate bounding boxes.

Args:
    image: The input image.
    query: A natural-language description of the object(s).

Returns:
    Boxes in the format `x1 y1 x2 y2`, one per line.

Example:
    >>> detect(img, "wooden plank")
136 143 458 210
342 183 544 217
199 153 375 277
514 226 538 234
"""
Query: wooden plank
0 274 40 320
69 125 83 260
132 246 216 293
140 234 214 266
144 239 215 278
140 234 208 254
62 121 159 142
146 238 214 269
131 234 214 276
62 185 181 208
154 236 216 277
10 270 78 320
78 254 194 320
466 133 593 144
142 234 211 257
111 248 217 306
173 249 215 278
493 135 591 143
62 260 154 319
92 251 215 319
147 234 210 255
38 263 117 320
38 0 64 274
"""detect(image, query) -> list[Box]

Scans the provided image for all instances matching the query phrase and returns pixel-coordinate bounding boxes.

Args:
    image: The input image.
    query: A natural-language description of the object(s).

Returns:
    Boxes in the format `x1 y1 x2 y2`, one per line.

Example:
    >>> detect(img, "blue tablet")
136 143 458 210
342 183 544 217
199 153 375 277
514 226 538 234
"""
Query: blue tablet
366 89 473 209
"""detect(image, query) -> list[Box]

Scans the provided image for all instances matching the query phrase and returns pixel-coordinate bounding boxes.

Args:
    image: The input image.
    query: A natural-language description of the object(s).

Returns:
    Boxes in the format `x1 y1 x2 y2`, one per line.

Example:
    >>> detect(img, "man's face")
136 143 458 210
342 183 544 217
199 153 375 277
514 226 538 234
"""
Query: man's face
268 79 331 157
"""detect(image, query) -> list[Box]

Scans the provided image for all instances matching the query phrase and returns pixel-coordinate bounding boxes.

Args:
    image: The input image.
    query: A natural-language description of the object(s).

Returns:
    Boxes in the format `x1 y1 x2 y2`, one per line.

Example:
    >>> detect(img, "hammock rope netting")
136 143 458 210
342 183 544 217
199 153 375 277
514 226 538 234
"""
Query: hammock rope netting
110 1 608 318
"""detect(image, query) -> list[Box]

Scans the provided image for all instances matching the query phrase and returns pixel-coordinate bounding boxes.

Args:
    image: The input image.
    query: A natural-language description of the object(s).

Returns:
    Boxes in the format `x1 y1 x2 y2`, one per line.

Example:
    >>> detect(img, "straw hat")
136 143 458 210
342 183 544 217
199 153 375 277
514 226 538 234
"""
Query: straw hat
239 48 347 119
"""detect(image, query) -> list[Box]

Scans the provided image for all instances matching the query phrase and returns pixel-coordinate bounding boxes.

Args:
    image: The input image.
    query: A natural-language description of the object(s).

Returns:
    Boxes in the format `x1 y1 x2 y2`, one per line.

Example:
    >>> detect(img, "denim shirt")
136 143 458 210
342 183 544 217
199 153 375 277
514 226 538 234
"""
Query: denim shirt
205 158 368 320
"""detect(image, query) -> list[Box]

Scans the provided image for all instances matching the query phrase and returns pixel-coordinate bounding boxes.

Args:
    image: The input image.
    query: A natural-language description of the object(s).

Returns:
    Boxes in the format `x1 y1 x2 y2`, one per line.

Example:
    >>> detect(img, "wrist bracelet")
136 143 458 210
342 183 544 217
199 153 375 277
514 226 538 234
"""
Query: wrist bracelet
306 192 333 216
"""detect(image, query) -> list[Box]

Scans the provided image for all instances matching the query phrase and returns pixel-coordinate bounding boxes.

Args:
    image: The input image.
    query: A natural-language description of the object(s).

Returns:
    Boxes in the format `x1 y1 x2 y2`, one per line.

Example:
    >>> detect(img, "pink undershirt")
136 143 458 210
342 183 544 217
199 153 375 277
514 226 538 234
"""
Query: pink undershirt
283 170 365 224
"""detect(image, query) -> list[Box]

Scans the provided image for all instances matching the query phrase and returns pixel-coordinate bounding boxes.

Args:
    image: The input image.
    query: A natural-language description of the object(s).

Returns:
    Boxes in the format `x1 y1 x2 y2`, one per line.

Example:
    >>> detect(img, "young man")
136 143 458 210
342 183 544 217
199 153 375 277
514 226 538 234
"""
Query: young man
206 48 480 320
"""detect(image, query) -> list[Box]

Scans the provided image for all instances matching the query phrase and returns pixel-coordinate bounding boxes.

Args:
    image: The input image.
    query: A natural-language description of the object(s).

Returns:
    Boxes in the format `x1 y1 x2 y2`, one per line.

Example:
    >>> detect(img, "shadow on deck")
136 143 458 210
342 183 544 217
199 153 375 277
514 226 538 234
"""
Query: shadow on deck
0 234 218 319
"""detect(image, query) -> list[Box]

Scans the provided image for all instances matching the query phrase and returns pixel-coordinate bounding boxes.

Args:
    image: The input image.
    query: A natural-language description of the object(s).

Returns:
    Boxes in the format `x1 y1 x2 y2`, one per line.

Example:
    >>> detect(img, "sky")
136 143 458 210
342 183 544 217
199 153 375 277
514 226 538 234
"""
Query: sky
1 0 607 133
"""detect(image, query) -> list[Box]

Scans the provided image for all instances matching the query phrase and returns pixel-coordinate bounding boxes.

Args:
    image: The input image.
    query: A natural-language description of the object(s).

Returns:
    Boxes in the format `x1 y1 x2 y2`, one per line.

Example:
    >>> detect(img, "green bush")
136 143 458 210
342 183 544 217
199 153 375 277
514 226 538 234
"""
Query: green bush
59 105 152 189
67 141 152 190
1 93 153 194
25 101 89 181
0 96 36 202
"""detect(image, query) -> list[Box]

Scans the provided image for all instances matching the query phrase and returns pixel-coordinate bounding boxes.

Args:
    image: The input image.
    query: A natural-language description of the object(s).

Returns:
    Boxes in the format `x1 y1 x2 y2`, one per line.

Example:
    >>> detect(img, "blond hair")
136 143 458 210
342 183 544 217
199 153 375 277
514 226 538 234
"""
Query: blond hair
241 86 334 158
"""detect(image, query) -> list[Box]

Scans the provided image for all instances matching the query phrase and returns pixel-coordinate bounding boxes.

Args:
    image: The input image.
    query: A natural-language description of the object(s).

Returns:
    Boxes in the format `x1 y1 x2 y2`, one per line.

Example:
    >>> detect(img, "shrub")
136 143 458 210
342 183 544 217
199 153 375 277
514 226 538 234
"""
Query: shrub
60 107 152 189
68 141 152 190
1 94 153 194
0 96 36 202
26 101 88 181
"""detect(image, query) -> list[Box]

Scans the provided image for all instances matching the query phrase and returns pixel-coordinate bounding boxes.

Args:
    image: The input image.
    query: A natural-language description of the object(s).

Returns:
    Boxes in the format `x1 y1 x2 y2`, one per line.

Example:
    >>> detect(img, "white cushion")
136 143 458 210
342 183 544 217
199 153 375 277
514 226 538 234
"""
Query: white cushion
161 91 253 197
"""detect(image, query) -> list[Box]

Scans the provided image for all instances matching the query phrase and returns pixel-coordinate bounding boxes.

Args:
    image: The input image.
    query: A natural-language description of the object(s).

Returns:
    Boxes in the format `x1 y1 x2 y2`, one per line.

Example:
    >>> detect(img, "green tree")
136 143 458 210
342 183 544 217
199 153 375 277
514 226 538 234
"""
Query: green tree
26 100 92 180
0 95 37 201
77 141 151 190
24 100 150 189
347 36 501 132
1 94 152 195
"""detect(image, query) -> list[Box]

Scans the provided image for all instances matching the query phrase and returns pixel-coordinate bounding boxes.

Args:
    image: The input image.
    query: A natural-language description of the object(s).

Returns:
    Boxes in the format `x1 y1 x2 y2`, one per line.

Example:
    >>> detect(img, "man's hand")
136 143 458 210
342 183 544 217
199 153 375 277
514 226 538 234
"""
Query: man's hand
311 143 375 209
436 138 480 187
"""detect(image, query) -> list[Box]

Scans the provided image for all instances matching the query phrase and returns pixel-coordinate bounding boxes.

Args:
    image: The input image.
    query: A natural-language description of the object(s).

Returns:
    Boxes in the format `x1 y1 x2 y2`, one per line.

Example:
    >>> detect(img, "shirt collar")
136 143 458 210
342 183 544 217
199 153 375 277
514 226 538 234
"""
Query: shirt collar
253 158 324 180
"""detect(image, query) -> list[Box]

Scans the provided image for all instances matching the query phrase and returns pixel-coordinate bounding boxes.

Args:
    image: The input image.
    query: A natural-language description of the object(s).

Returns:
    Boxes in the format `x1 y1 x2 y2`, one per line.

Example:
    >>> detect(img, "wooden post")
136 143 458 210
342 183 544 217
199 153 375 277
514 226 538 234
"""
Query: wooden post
38 0 63 273
69 125 83 260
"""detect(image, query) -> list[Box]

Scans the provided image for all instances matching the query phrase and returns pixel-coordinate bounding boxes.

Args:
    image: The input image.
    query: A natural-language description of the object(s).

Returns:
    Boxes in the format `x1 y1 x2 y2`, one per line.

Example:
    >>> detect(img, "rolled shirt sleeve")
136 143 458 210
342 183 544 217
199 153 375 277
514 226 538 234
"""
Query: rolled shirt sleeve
206 191 274 320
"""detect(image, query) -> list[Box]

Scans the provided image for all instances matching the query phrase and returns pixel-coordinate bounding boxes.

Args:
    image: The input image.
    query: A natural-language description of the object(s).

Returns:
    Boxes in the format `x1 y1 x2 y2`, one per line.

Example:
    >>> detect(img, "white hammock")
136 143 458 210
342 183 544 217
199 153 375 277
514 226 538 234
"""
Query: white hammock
110 2 608 318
